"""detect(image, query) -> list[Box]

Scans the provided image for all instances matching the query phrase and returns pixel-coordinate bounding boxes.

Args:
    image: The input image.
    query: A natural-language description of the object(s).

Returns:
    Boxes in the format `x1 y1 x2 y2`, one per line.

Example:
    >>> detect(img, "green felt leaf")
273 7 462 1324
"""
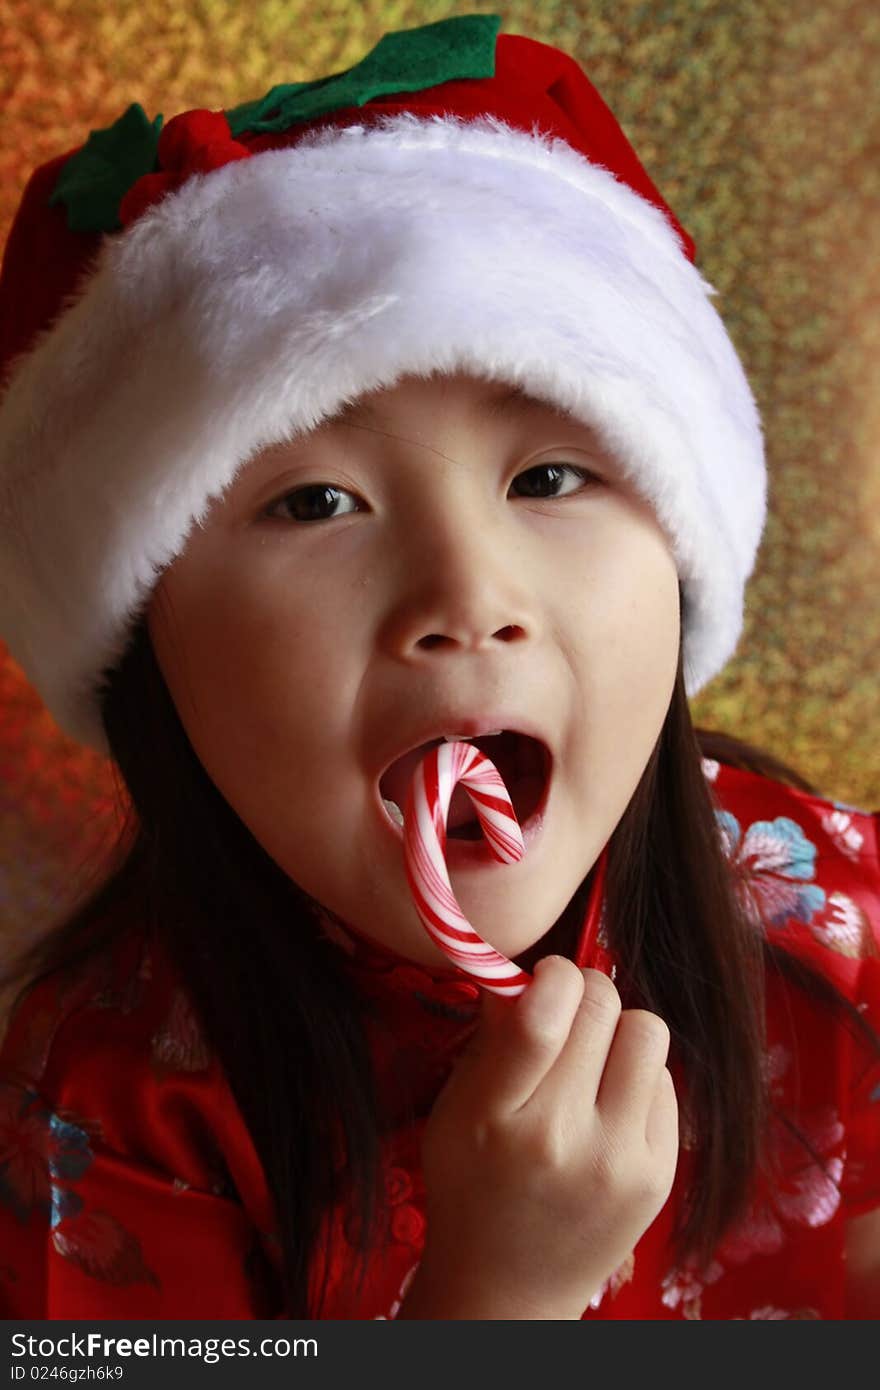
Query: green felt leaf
225 12 501 137
48 102 164 234
47 14 501 236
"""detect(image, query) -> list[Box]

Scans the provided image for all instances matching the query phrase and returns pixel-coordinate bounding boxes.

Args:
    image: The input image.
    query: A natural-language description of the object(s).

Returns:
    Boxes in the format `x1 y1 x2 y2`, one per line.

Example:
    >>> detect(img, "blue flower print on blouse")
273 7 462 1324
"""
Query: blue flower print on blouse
0 1081 159 1289
47 1112 93 1228
713 810 826 931
0 1083 88 1226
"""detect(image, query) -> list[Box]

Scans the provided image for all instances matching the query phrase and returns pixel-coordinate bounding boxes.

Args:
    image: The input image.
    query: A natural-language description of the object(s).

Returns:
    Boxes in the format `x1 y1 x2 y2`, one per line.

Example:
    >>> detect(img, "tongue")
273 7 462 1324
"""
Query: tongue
447 782 478 830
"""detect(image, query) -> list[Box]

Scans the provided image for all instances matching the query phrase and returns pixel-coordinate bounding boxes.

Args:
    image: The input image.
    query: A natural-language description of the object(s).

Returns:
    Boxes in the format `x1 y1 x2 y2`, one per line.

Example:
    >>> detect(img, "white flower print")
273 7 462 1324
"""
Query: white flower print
733 1305 821 1319
807 890 879 960
717 1045 846 1265
587 1250 636 1309
761 1041 791 1087
660 1258 724 1319
821 808 864 863
150 988 212 1072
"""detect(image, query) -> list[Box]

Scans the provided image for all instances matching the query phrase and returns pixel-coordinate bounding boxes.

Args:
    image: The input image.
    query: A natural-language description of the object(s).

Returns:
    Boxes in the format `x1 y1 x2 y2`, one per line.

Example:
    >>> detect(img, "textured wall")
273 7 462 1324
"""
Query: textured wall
1 1 878 955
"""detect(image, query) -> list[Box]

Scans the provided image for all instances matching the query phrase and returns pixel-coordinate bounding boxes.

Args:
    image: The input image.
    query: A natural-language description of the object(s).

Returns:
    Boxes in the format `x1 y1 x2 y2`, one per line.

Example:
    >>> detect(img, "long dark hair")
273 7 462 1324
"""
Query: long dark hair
1 587 878 1315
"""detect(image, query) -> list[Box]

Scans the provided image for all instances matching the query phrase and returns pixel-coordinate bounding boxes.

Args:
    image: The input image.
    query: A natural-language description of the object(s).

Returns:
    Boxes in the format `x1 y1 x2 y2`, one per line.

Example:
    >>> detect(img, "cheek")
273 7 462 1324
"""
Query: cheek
569 533 679 719
617 566 679 701
186 611 363 802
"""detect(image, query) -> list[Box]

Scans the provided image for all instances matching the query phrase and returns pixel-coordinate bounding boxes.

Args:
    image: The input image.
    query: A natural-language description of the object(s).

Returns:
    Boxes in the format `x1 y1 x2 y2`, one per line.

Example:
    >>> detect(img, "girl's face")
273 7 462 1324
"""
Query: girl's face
147 371 680 970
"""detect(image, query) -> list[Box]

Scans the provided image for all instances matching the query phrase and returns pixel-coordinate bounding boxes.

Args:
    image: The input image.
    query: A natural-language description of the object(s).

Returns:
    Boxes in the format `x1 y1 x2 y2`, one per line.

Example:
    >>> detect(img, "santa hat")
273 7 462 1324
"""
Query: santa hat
0 12 766 759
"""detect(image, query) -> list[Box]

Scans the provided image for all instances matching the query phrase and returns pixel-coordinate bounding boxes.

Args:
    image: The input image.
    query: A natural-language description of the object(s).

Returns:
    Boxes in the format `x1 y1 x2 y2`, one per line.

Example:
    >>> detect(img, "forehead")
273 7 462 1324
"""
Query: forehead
241 375 625 486
314 377 596 435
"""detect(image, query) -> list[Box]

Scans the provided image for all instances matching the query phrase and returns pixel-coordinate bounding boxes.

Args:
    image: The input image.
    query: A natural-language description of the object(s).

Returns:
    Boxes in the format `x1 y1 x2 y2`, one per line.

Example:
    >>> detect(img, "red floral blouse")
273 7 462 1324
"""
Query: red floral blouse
1 757 878 1319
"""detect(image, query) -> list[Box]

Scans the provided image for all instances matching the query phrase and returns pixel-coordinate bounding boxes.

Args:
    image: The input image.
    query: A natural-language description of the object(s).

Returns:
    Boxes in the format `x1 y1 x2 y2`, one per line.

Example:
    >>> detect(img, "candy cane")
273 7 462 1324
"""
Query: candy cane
402 740 615 996
402 740 532 996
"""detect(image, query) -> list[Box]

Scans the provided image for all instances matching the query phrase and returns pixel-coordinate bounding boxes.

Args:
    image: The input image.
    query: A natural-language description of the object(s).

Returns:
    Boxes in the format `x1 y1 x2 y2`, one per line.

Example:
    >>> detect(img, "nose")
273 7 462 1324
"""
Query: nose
380 502 537 658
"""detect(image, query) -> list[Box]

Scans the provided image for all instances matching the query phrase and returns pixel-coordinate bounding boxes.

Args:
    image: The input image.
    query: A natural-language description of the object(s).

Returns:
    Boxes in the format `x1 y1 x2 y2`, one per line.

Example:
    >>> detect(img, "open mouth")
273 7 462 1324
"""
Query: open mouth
378 731 552 840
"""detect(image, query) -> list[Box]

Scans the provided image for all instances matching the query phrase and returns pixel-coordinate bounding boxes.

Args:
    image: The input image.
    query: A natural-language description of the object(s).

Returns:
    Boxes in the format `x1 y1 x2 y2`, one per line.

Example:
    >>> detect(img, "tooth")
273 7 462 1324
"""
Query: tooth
382 797 404 827
442 730 503 742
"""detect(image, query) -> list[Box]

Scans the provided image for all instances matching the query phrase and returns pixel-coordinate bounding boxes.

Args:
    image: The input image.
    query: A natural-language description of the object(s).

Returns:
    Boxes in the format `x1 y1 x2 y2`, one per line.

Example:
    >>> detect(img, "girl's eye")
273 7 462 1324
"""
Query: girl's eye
263 463 598 524
511 462 598 500
264 483 359 524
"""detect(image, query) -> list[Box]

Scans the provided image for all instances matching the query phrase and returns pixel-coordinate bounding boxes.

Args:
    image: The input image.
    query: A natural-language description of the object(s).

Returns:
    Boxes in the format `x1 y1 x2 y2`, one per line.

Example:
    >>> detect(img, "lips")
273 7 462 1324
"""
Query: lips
379 731 551 838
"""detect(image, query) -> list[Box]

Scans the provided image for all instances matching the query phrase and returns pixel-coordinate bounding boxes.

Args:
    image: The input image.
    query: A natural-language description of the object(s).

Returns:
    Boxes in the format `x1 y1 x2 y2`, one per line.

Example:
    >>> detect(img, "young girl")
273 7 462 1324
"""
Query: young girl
0 13 878 1320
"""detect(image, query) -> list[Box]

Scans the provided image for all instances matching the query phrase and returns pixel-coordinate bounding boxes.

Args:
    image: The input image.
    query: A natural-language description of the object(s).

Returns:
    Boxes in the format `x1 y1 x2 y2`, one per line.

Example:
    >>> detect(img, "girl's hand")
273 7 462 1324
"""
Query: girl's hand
415 955 679 1319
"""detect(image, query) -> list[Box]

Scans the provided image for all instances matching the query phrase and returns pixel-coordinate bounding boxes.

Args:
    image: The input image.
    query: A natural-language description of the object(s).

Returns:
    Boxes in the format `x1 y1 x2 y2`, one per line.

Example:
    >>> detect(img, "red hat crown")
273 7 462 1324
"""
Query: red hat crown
0 12 694 389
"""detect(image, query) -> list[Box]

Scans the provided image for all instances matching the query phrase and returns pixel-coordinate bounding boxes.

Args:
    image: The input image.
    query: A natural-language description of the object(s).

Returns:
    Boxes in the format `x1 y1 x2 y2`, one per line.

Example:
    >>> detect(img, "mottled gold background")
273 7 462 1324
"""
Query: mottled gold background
1 1 879 954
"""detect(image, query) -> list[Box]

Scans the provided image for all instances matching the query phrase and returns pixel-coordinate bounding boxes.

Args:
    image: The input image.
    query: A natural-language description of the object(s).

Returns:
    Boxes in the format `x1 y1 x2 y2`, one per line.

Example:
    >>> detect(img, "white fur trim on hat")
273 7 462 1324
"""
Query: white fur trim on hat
0 111 766 758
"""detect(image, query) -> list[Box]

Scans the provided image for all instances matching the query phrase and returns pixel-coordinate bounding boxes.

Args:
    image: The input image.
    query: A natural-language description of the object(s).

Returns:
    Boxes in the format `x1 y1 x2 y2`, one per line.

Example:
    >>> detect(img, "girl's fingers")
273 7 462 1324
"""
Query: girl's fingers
520 965 623 1121
594 1008 671 1127
469 956 585 1118
645 1065 679 1154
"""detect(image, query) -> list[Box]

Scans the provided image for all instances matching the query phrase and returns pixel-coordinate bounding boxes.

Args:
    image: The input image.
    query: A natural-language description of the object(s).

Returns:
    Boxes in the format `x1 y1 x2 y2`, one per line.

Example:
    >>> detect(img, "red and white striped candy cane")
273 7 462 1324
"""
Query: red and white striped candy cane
402 740 532 996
